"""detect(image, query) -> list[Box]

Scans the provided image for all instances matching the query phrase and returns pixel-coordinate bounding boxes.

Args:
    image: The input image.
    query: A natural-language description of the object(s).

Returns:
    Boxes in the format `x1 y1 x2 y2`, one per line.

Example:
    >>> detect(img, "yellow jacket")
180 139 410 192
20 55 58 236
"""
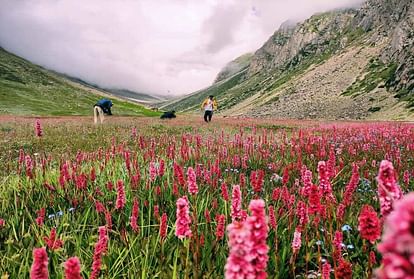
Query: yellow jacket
201 98 218 111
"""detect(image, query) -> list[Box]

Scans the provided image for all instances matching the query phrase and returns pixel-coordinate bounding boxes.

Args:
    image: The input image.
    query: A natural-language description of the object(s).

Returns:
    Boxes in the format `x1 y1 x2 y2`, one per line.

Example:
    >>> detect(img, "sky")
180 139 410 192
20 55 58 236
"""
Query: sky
0 0 365 96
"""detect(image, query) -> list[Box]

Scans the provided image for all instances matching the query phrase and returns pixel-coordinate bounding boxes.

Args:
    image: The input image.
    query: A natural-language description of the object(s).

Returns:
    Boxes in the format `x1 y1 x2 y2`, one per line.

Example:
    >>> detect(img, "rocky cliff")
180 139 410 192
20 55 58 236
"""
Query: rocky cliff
163 0 414 120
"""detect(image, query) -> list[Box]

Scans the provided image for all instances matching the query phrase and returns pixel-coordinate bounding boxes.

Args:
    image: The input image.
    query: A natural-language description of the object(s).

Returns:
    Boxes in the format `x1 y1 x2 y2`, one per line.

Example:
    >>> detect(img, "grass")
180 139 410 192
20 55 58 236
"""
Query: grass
0 48 161 117
1 117 414 278
341 59 398 97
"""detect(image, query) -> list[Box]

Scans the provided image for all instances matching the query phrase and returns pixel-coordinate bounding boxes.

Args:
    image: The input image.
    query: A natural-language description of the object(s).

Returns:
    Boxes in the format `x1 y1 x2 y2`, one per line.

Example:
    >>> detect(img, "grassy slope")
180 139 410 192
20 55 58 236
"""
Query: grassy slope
162 69 247 112
0 48 161 116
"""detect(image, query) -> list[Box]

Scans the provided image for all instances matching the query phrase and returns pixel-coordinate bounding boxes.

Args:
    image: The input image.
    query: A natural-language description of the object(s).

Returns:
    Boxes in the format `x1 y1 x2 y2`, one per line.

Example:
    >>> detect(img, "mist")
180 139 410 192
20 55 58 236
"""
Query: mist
0 0 365 96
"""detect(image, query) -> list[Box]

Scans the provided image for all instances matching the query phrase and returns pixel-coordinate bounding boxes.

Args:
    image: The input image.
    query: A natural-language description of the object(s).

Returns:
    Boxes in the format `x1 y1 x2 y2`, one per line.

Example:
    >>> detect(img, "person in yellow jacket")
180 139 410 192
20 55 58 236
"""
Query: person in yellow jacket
201 95 218 122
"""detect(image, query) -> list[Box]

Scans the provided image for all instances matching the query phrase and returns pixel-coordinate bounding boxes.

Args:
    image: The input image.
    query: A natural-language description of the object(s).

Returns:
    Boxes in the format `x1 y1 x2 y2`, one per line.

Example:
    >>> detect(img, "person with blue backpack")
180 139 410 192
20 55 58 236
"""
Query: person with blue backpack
93 98 113 124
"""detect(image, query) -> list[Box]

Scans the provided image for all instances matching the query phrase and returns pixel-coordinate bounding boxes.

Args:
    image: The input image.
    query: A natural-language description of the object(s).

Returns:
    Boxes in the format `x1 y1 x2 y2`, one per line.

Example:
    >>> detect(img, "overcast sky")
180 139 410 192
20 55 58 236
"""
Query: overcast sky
0 0 364 96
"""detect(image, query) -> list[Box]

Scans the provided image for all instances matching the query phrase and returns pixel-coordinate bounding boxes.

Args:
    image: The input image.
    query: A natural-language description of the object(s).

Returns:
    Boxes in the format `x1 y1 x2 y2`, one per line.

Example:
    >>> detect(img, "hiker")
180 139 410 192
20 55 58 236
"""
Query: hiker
201 95 217 122
93 98 113 124
160 110 176 119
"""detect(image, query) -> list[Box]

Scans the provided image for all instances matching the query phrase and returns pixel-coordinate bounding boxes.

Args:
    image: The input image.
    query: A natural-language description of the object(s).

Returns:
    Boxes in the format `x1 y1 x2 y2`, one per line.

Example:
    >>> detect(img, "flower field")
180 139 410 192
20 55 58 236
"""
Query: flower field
0 116 413 278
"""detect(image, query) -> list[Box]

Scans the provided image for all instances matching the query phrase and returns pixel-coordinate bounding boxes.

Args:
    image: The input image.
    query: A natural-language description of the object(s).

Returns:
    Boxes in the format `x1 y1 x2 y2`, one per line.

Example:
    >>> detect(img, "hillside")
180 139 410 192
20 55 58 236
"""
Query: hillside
163 0 414 120
62 75 166 106
0 47 160 116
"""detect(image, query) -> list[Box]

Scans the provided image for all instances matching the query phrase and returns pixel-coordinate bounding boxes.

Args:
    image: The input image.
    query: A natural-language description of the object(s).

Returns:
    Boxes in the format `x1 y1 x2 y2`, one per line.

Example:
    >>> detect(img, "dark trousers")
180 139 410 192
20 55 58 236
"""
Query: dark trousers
204 110 213 122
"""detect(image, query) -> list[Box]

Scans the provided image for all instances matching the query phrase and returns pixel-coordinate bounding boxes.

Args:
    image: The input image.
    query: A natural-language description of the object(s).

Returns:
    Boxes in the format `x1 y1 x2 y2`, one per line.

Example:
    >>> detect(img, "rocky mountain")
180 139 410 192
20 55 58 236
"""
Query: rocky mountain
214 53 253 83
163 0 414 120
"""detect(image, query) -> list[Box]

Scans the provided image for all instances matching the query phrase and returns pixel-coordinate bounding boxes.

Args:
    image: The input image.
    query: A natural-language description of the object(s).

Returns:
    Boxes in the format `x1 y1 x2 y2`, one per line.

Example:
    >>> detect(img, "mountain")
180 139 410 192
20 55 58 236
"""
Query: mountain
60 74 166 105
214 53 253 83
163 0 414 120
0 47 160 116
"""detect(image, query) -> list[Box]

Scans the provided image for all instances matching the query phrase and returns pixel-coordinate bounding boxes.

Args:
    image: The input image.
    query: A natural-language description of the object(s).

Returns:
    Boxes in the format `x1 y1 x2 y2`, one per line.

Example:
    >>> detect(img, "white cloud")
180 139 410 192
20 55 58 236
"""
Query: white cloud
0 0 365 96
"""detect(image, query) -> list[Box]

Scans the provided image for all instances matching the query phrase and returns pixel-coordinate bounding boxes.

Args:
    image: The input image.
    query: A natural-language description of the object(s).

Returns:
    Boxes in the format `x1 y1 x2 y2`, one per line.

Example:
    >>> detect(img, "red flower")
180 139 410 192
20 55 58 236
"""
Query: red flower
175 196 192 239
90 226 108 279
64 257 82 279
130 198 139 233
377 160 402 217
336 258 352 279
247 199 269 278
268 206 276 230
358 205 381 244
115 180 126 210
221 182 229 201
30 247 49 279
231 185 242 222
215 214 226 240
187 167 198 195
34 119 43 137
159 212 168 239
43 228 63 251
36 208 46 227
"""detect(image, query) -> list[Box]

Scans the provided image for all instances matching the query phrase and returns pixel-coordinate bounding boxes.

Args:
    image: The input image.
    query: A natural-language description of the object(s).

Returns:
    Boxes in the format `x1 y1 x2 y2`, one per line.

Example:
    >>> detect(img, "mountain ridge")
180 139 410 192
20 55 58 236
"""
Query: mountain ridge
163 0 414 120
0 46 160 116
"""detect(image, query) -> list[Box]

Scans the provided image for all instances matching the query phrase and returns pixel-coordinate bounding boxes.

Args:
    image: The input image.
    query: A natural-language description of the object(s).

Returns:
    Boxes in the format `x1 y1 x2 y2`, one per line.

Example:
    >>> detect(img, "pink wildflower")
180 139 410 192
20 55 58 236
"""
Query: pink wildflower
318 161 335 203
247 199 269 278
35 119 43 137
308 184 321 215
250 170 265 193
296 201 308 231
105 210 112 230
342 163 360 207
204 209 211 223
25 155 34 178
115 180 126 210
30 247 49 279
159 212 168 239
376 193 414 278
377 160 402 217
221 182 229 201
358 205 381 244
90 226 108 279
43 228 63 251
36 208 46 227
336 258 352 279
187 167 198 195
224 221 255 279
175 196 192 239
64 257 82 279
94 201 106 214
231 185 242 222
322 261 331 279
215 214 226 240
130 198 139 233
268 206 276 230
292 229 302 254
158 159 165 177
149 161 157 181
301 169 313 197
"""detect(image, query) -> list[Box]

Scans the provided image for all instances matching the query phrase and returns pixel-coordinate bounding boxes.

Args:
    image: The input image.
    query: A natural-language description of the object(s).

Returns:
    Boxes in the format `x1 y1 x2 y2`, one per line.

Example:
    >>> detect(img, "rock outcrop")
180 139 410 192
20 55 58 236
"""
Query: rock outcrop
164 0 414 120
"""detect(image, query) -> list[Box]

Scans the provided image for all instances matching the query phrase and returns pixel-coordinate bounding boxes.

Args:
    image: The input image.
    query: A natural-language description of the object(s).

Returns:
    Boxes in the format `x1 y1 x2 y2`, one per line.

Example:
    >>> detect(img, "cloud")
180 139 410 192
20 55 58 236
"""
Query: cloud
0 0 365 96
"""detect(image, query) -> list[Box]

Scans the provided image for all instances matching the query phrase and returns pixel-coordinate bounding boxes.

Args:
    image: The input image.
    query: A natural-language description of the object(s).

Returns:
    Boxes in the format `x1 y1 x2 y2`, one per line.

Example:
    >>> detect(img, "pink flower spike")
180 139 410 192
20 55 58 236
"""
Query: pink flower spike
115 180 126 210
224 221 255 279
35 119 43 137
30 247 49 279
377 160 402 217
64 257 82 279
175 196 192 239
247 199 269 278
231 185 242 222
187 167 198 195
